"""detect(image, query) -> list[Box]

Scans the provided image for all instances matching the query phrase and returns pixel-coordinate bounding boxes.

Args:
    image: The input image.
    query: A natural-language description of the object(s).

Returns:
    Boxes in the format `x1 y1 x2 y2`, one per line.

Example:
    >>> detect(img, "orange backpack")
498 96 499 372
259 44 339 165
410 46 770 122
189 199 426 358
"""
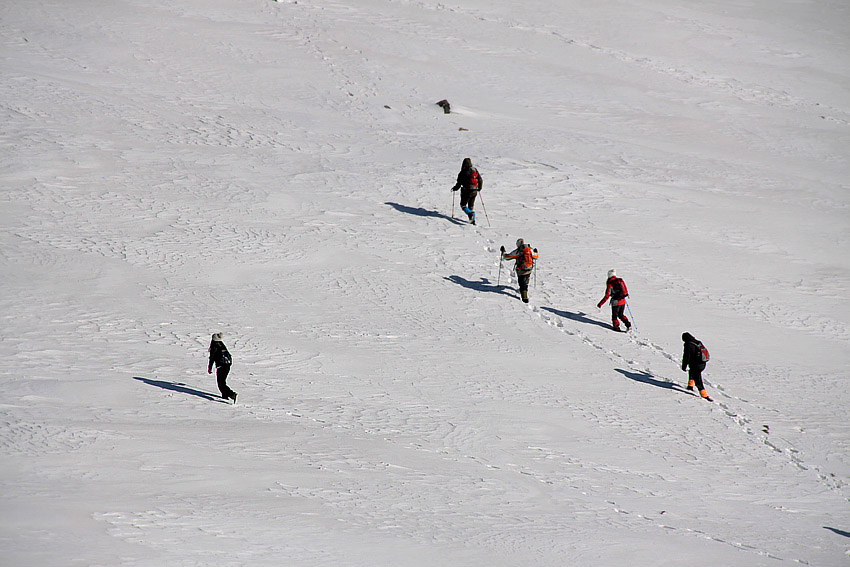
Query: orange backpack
520 246 535 270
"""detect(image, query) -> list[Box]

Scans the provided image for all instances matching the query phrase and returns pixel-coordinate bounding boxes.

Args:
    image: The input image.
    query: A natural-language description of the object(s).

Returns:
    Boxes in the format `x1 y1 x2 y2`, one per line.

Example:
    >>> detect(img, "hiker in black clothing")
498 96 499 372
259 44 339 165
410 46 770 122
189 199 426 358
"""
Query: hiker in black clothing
208 332 237 403
682 332 712 401
451 157 483 225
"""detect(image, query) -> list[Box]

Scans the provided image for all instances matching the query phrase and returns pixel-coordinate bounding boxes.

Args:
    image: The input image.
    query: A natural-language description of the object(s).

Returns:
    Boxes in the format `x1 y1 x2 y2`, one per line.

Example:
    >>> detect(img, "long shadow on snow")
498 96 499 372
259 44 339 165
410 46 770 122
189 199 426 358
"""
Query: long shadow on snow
615 369 692 396
133 376 228 403
824 527 850 538
445 275 518 299
385 202 465 225
540 306 611 330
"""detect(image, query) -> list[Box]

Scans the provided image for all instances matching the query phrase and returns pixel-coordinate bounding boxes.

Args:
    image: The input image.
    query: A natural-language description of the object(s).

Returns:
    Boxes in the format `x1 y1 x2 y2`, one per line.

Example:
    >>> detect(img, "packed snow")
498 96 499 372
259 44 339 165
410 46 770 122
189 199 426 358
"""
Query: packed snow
2 0 849 565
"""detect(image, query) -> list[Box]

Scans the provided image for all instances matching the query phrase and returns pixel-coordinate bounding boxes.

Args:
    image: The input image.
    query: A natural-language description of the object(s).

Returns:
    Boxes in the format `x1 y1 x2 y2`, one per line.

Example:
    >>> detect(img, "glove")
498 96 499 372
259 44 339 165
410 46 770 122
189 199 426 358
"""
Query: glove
597 301 603 309
208 368 212 374
500 245 505 253
533 248 537 253
451 186 459 191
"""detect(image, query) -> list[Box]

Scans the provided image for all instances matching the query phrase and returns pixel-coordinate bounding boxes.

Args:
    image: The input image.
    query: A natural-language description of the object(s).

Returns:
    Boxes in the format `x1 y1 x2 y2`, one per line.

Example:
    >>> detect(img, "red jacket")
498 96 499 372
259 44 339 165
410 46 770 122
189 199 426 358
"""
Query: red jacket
598 276 628 308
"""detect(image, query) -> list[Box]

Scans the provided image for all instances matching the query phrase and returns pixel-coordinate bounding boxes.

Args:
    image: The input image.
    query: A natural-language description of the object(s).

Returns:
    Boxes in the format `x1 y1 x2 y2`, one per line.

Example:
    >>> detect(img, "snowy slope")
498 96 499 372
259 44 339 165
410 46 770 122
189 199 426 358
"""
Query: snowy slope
2 0 849 565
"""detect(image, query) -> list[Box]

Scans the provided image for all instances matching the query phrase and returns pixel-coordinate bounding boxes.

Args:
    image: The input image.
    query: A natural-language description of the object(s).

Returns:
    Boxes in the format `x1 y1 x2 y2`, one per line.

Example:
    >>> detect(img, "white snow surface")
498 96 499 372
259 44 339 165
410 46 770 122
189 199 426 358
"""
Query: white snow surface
2 0 849 565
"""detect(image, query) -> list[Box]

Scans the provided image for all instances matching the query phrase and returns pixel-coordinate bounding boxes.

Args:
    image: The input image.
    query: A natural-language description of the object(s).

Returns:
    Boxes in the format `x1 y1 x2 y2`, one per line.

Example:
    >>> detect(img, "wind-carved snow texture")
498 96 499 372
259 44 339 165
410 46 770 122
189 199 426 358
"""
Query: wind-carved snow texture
2 0 849 566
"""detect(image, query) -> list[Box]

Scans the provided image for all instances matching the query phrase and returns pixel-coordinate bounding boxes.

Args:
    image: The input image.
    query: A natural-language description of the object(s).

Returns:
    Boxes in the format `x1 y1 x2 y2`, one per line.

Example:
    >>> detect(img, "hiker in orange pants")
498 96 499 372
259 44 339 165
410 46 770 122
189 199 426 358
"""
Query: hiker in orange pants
682 332 712 402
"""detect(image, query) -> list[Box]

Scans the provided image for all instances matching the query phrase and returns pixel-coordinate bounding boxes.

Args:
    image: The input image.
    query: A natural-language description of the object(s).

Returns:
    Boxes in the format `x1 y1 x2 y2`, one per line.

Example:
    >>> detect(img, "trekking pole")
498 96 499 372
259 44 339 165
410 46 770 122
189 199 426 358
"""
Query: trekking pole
625 298 639 333
477 192 491 227
532 249 538 288
497 254 503 286
451 189 455 218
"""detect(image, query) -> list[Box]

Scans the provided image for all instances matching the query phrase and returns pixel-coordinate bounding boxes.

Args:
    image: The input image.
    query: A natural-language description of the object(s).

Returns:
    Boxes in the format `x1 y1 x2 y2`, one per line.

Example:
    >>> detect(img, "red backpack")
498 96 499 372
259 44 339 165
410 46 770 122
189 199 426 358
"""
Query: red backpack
469 169 479 188
696 341 710 363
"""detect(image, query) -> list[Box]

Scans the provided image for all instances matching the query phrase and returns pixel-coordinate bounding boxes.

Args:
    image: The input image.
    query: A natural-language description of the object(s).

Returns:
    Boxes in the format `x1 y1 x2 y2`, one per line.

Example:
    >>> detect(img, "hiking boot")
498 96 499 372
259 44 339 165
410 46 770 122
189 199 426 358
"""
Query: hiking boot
686 385 694 391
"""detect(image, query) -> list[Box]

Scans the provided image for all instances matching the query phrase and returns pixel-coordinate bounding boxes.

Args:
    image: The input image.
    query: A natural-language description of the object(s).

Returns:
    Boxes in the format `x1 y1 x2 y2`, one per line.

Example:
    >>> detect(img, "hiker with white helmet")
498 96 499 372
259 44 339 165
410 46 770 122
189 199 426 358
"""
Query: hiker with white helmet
500 238 538 303
597 269 631 332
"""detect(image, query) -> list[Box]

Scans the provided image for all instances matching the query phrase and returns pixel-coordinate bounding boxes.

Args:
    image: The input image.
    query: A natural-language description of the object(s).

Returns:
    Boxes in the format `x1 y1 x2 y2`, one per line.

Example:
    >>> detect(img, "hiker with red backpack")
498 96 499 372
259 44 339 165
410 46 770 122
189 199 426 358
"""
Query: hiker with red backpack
500 238 538 303
681 332 712 401
451 157 483 225
597 269 631 332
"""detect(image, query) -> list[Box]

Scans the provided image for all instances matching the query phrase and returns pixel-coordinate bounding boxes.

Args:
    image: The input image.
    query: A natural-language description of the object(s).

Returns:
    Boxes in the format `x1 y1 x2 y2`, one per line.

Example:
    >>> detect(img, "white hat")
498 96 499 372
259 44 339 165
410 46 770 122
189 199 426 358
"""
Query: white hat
212 332 224 342
607 269 616 279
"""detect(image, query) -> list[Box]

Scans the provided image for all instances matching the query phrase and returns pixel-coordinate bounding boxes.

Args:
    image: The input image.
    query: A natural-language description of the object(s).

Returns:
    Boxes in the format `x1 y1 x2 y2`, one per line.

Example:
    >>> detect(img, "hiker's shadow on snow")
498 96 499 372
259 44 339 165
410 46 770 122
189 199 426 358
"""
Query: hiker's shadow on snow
540 307 611 330
824 527 850 538
445 275 517 298
133 376 228 403
615 369 690 395
385 202 465 225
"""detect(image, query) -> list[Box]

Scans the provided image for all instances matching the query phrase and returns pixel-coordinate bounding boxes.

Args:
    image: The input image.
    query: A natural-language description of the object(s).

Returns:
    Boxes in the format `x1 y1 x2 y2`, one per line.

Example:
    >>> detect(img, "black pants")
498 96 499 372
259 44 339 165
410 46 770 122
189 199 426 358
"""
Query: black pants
611 303 631 329
216 364 235 399
517 272 531 302
460 188 478 210
517 272 531 292
688 365 706 393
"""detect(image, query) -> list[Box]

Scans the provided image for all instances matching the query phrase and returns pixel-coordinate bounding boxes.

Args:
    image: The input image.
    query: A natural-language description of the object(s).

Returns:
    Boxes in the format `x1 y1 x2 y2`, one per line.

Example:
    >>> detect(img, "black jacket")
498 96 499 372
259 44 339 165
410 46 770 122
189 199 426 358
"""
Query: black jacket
208 342 232 372
681 333 705 371
452 167 482 191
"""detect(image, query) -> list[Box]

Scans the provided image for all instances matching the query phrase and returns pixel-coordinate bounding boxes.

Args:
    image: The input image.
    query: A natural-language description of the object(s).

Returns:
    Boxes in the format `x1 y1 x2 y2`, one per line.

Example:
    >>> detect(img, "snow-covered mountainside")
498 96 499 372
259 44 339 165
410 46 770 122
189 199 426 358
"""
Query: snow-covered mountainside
2 1 848 565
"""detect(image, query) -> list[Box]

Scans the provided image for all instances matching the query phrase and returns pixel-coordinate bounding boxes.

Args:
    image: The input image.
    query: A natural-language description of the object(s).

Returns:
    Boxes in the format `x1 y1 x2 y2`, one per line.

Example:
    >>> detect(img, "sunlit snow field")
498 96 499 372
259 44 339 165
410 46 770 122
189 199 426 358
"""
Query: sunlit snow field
2 1 849 565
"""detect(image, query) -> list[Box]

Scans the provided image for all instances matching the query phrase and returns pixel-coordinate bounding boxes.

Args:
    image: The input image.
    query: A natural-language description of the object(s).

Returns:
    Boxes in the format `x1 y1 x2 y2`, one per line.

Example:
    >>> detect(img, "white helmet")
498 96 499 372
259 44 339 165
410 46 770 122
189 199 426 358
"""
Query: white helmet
607 269 617 279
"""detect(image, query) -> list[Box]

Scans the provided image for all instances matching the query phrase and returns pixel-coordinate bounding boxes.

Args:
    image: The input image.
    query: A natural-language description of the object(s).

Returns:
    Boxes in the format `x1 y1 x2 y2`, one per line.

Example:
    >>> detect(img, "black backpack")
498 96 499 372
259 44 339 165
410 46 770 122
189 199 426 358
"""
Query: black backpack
611 278 627 300
216 347 232 366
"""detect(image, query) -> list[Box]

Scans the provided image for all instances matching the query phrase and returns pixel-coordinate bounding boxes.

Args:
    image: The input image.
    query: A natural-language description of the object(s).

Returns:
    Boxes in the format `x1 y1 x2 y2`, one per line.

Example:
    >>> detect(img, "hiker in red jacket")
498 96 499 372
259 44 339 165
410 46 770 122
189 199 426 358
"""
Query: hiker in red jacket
597 269 631 332
501 238 538 303
451 157 483 225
